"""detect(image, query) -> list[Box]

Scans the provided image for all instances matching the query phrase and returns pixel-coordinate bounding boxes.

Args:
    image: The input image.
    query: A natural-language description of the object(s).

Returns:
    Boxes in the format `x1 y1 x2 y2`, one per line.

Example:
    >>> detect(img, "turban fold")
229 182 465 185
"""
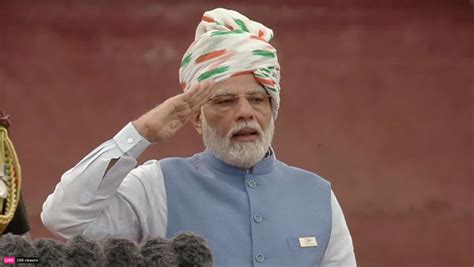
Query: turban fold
179 8 281 118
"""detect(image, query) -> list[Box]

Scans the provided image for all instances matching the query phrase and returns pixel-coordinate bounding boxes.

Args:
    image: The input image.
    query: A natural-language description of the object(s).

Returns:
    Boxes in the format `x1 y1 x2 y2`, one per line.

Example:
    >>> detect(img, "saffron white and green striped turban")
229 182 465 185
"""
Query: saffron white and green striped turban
179 8 281 118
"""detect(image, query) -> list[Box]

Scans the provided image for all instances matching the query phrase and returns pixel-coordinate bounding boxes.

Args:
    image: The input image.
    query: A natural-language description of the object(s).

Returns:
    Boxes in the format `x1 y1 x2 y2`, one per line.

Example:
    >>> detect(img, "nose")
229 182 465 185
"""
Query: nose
233 97 255 121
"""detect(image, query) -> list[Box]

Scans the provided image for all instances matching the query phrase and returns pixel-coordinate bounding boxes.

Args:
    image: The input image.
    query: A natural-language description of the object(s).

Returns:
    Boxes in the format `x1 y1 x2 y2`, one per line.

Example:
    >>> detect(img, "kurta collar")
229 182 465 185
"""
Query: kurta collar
202 147 275 175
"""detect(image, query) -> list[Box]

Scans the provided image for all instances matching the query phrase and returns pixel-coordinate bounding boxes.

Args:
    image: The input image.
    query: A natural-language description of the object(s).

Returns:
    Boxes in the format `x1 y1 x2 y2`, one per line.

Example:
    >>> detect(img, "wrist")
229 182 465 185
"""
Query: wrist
131 119 152 143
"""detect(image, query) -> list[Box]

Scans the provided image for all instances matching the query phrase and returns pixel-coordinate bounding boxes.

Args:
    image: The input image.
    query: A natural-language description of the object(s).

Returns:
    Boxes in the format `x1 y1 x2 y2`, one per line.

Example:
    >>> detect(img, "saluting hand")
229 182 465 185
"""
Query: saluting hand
132 80 215 143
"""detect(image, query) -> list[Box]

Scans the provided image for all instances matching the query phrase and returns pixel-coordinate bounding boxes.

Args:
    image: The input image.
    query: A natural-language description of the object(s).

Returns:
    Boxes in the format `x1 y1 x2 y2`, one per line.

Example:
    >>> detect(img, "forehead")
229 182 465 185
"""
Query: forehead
213 74 265 95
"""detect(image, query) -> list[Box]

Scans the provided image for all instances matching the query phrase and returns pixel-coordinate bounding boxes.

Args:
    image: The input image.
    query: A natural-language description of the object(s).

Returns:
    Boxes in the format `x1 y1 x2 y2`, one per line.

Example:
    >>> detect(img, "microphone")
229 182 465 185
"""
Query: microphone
101 237 144 267
0 232 213 266
0 233 37 257
66 234 106 267
33 238 69 267
140 235 178 267
172 232 213 267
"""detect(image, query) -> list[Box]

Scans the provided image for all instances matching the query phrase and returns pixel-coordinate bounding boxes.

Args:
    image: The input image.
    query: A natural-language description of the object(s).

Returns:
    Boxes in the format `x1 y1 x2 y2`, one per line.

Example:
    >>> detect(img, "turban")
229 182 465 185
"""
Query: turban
179 8 281 118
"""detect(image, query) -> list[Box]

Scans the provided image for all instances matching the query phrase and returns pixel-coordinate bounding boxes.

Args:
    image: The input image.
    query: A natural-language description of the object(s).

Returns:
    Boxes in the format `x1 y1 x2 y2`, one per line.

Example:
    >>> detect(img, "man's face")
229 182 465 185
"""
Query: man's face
198 74 274 168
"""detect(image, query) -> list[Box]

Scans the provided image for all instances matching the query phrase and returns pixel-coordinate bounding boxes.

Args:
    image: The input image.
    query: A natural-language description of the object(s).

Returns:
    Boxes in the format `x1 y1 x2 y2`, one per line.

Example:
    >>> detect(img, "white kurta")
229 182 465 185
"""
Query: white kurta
41 123 356 267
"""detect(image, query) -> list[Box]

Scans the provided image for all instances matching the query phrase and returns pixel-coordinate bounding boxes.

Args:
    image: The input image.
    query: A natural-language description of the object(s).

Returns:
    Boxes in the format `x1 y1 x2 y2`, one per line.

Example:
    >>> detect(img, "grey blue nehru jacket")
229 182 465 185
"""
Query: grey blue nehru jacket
41 123 356 267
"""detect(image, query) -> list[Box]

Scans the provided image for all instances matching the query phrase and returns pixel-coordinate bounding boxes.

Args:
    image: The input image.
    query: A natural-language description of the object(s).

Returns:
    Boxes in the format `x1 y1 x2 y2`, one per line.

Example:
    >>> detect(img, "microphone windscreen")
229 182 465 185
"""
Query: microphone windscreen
33 238 69 267
172 232 213 267
141 236 178 267
66 234 105 267
0 233 37 257
101 237 144 267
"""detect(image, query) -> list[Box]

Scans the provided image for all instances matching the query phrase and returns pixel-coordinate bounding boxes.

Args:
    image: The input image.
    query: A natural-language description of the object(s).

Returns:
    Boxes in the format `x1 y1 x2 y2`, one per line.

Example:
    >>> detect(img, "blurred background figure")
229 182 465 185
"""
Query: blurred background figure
0 111 30 236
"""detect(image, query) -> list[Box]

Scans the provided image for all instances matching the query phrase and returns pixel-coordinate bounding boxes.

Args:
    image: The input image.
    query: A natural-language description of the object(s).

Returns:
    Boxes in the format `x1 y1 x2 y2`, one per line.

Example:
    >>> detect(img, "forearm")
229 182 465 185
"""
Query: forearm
41 123 151 238
41 145 135 238
41 82 212 239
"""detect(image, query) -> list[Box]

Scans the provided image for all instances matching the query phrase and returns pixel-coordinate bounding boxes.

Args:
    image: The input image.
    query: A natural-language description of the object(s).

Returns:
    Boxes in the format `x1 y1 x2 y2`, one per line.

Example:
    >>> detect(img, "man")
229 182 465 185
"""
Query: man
42 8 356 266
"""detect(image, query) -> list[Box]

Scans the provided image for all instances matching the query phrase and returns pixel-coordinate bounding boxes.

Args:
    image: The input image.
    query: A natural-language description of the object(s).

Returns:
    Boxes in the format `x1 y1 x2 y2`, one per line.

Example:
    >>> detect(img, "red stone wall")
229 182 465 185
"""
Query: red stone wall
1 1 472 266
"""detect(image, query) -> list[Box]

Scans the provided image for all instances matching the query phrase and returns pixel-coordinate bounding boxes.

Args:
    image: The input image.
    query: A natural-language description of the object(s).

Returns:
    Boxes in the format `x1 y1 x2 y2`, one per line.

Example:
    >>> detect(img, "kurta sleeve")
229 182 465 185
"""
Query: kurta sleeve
41 123 163 241
320 190 357 267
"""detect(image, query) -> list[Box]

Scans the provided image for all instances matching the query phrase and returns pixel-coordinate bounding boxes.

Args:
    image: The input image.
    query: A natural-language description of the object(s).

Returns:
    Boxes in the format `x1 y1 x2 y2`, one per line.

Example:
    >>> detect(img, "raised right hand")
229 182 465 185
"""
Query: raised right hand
132 80 215 143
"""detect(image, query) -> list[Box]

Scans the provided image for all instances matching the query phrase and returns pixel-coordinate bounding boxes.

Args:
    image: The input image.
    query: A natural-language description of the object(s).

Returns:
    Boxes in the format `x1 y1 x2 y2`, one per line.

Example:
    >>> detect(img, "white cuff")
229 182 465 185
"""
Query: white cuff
113 122 151 159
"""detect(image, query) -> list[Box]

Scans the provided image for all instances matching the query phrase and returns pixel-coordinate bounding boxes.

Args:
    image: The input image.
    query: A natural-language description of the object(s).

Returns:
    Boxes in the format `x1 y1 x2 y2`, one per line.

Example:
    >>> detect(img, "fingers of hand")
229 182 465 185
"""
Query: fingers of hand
171 80 216 116
188 80 216 112
184 80 213 97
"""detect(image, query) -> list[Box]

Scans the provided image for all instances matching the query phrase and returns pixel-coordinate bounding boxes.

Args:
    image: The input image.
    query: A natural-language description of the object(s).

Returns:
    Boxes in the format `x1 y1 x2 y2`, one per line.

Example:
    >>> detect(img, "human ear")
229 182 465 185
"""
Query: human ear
191 110 202 135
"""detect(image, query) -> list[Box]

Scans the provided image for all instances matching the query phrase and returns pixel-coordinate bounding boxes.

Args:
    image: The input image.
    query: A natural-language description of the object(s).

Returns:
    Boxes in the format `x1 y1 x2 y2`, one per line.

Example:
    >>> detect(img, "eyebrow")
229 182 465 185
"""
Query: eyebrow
213 86 266 97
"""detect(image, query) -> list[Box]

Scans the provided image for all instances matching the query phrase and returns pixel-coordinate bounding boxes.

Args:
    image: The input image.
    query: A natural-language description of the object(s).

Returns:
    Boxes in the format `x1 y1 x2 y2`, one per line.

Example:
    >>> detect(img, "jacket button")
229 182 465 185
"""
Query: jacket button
255 253 265 263
253 213 263 223
247 180 257 188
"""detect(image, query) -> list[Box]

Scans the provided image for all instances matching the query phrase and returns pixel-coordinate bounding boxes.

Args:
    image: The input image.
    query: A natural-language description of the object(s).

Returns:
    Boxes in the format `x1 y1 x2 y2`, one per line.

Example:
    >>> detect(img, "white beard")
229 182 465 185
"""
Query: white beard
202 114 275 169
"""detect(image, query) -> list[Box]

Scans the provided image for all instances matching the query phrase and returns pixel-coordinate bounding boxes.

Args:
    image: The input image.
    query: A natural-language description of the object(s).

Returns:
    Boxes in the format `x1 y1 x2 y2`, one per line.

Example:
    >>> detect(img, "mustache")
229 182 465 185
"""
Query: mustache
227 121 263 139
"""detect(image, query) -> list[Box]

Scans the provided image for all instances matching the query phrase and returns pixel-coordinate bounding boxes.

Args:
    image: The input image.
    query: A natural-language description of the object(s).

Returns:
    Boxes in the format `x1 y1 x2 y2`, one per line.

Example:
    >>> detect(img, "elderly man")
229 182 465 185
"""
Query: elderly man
42 8 356 267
